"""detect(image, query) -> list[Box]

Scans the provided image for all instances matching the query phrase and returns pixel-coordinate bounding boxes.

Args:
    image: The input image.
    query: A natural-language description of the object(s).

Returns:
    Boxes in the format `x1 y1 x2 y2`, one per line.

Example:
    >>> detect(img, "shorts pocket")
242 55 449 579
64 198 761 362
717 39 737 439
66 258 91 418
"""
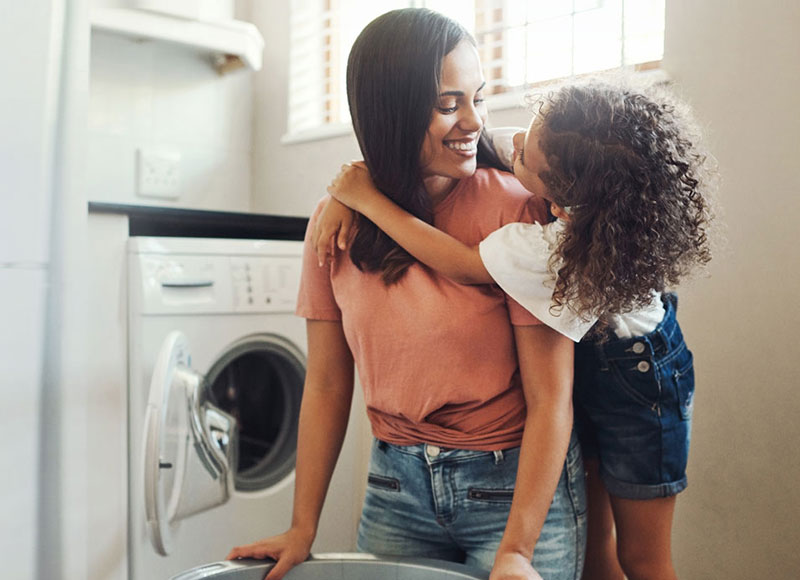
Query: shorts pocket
467 488 514 502
367 473 401 492
608 357 661 409
672 348 695 420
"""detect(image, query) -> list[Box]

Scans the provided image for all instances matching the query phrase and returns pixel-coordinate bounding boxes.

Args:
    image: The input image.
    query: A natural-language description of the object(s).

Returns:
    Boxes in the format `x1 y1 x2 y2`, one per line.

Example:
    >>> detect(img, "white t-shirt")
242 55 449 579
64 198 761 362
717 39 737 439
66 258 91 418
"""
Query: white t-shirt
478 220 664 342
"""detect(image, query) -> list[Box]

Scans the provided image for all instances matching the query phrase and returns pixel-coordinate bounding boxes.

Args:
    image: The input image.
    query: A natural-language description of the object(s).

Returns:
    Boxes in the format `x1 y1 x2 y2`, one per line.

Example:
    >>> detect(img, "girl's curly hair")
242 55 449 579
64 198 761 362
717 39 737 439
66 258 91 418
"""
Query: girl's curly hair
531 79 714 323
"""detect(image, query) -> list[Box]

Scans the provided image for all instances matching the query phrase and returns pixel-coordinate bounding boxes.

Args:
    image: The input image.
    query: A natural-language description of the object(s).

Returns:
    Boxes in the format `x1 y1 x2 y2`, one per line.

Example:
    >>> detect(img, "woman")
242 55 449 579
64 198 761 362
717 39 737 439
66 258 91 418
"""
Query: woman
227 9 586 580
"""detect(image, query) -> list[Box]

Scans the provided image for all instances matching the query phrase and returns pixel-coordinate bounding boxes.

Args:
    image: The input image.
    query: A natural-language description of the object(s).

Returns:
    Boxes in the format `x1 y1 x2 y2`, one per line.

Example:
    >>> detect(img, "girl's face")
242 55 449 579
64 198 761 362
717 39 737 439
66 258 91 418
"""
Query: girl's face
513 122 570 220
512 120 549 200
419 40 488 202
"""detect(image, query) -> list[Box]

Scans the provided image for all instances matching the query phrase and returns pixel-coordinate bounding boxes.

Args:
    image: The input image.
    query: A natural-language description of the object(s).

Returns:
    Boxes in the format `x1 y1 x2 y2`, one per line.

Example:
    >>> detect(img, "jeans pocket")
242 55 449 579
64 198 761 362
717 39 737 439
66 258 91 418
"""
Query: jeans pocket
467 488 514 502
565 437 587 518
367 473 401 492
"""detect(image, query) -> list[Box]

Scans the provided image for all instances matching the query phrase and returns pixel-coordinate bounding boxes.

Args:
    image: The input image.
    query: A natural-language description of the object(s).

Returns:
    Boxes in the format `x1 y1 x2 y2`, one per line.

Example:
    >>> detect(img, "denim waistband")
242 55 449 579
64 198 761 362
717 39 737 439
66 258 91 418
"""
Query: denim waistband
375 439 517 465
579 293 683 364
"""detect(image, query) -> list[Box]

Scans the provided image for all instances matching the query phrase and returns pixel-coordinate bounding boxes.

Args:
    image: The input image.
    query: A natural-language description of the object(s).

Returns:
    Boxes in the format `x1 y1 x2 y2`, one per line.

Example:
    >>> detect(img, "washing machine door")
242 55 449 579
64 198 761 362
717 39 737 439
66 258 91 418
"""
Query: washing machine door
143 331 238 556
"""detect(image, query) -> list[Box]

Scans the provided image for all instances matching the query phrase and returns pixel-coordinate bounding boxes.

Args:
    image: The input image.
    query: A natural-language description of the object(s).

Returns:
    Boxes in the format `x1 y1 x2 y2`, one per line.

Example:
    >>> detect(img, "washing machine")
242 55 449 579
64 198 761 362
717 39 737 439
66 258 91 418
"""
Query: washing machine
127 236 365 580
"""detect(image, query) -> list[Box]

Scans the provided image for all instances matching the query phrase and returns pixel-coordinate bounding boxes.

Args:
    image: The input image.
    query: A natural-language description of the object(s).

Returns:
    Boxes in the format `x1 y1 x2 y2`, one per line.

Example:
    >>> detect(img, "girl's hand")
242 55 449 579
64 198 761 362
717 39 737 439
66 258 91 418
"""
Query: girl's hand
225 527 314 580
489 551 543 580
311 197 356 266
326 161 381 212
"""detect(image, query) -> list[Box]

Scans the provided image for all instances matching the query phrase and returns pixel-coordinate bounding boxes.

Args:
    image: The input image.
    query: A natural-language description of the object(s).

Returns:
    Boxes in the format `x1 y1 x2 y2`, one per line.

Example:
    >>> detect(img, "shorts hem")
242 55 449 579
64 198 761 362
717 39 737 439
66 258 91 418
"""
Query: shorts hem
601 472 687 500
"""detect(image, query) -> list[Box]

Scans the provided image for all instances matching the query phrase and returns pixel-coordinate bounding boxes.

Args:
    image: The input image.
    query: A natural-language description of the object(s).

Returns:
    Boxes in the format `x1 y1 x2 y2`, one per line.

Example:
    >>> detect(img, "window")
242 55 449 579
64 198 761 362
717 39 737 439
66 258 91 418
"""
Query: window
286 0 665 142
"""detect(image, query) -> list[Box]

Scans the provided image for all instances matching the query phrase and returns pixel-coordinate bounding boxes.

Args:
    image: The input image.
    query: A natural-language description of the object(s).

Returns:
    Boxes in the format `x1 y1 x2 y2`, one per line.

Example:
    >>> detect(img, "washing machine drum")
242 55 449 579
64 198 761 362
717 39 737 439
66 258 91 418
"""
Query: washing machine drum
204 334 304 493
142 331 305 556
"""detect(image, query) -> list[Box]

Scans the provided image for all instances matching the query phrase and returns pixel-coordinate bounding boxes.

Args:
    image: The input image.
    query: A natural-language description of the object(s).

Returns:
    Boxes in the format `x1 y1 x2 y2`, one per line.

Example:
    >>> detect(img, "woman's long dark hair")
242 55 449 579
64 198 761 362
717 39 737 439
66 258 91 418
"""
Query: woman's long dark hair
346 8 505 283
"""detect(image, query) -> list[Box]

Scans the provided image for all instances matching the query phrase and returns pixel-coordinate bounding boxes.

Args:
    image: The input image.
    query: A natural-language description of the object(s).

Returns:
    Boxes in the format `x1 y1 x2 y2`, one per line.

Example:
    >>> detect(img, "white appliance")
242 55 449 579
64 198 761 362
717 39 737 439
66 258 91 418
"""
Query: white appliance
128 236 364 580
1 1 88 577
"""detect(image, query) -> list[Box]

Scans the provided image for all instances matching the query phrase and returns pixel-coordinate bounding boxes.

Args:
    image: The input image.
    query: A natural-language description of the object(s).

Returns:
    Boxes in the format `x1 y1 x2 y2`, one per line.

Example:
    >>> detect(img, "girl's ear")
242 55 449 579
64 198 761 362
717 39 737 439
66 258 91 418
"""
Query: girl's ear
550 202 571 221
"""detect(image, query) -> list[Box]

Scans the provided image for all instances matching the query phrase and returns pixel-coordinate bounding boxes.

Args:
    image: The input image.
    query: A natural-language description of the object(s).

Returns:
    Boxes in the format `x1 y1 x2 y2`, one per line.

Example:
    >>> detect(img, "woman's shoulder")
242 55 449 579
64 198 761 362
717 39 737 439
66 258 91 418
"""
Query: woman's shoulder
456 167 528 209
473 166 527 195
464 168 549 224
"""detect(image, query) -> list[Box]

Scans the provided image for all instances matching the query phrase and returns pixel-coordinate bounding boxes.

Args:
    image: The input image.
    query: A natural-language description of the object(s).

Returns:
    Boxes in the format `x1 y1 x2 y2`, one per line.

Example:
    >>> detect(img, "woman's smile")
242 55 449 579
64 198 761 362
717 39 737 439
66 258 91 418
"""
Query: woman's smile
444 136 479 155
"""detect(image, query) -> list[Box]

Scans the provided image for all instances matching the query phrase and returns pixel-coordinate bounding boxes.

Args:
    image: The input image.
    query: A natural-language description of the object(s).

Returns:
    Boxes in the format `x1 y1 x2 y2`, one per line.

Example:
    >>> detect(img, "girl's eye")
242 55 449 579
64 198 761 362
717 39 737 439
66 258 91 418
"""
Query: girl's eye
437 105 458 114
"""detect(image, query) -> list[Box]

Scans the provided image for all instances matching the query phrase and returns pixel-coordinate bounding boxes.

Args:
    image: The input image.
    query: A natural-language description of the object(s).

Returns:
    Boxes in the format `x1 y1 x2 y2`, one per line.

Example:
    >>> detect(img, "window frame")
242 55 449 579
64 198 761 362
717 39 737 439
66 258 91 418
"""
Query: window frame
283 0 667 144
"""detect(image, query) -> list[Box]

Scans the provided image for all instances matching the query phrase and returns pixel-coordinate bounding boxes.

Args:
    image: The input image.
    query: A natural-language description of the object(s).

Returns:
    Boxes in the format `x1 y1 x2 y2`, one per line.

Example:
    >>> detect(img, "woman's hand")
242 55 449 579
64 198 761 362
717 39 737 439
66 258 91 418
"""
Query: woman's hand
489 551 544 580
326 161 380 212
225 527 314 580
311 197 355 266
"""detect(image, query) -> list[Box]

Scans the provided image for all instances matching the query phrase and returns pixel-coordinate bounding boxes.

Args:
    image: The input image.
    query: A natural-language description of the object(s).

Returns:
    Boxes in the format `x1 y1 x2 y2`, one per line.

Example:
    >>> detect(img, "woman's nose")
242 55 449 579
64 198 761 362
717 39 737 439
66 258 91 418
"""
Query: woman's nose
458 103 484 132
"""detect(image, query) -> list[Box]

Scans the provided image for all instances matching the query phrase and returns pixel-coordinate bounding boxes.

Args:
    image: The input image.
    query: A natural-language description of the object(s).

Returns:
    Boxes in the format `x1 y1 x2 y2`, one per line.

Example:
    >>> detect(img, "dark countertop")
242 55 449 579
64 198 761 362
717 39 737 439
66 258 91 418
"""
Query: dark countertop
88 202 308 241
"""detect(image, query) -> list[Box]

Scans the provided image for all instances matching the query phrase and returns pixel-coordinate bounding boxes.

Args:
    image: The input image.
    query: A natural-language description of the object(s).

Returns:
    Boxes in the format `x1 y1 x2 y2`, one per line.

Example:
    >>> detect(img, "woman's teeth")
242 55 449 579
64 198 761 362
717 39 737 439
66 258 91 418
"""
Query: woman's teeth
445 140 477 152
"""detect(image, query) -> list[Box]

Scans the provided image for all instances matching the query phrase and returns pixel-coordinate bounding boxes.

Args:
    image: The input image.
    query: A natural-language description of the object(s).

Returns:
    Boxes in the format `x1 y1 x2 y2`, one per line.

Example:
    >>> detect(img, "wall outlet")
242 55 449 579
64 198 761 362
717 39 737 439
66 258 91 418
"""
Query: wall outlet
136 148 181 199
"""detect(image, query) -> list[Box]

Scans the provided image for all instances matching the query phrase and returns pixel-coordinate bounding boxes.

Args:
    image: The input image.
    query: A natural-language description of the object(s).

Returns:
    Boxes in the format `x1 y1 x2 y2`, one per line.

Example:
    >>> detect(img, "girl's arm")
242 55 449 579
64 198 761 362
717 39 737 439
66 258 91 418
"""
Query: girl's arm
324 163 493 284
226 320 354 580
490 324 575 580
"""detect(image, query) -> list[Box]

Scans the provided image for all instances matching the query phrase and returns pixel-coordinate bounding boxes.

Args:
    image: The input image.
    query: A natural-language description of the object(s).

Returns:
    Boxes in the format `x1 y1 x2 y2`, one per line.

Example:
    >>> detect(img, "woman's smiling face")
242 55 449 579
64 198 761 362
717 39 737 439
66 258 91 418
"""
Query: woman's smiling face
419 40 488 202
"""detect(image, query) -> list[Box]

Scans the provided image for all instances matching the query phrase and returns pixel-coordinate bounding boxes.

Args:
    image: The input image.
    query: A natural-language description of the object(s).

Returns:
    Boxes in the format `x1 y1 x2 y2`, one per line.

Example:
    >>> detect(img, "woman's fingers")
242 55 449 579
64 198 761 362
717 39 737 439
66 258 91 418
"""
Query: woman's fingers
312 199 339 266
336 210 354 250
264 552 305 580
225 540 274 561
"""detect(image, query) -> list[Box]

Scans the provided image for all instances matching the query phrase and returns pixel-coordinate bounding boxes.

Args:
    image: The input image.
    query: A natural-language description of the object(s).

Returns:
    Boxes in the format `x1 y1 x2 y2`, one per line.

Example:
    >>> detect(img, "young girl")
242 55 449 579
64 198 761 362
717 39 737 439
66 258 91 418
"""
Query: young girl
316 79 714 580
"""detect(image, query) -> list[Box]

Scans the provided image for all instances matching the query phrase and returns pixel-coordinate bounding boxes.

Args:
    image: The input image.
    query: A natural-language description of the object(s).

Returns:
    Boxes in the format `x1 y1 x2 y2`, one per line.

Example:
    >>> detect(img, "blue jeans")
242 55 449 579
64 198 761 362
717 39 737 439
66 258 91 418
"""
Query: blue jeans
356 433 587 580
574 293 695 499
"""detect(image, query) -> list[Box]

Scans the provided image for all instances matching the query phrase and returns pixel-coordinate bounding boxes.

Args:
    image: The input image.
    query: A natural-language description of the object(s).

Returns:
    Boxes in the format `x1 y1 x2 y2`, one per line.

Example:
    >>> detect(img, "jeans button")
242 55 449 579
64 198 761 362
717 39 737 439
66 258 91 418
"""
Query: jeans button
426 444 441 458
632 341 646 354
637 360 651 373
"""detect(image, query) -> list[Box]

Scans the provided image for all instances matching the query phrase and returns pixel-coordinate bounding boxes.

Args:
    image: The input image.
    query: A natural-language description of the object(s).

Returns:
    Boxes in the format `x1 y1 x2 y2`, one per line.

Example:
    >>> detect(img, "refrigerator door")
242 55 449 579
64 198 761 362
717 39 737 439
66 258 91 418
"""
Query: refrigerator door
0 269 47 579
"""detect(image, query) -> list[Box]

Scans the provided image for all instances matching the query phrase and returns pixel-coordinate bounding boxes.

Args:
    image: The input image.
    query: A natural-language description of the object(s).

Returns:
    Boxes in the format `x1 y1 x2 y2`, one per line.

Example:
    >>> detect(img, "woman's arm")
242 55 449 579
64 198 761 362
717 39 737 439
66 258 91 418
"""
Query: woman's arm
226 319 354 580
491 324 575 580
324 163 493 284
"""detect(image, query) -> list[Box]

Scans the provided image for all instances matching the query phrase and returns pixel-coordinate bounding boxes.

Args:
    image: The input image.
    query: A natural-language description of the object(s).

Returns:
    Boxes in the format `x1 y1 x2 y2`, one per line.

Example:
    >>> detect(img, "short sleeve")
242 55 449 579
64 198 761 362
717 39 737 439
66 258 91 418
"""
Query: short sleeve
503 191 547 327
295 197 342 321
480 222 597 342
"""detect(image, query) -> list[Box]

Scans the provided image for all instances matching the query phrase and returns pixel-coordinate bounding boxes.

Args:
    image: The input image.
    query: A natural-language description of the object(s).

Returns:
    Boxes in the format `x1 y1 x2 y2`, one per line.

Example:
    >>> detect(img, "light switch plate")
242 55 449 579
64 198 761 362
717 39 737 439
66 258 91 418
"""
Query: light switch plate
136 148 181 199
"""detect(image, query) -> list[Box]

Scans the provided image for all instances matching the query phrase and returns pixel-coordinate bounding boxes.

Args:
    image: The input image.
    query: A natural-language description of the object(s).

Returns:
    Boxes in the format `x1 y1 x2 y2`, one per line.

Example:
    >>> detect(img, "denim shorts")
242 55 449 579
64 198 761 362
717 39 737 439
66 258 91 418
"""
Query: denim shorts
573 293 695 500
356 432 587 580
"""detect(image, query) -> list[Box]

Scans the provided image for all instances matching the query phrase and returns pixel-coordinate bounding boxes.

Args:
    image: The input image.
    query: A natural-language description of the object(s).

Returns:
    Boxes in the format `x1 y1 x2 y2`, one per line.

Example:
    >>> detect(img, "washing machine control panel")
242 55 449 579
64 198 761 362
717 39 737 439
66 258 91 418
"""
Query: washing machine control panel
231 257 301 313
135 253 302 315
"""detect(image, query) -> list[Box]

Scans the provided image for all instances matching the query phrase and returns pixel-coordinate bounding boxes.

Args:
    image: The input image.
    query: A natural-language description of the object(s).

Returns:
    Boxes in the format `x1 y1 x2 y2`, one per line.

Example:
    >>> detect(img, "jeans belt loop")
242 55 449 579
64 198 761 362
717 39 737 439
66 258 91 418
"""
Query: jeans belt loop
493 450 504 464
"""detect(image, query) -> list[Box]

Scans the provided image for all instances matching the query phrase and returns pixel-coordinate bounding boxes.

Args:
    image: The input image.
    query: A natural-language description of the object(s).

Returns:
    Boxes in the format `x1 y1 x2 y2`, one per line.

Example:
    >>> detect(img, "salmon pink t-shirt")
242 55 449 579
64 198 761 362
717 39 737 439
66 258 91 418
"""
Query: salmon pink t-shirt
296 168 549 450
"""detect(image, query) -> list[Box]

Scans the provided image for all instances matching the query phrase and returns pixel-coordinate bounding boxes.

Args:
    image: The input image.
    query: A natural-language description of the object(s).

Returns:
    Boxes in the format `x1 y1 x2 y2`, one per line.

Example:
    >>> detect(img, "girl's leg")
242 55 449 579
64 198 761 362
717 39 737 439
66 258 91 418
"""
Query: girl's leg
581 458 624 580
610 494 678 580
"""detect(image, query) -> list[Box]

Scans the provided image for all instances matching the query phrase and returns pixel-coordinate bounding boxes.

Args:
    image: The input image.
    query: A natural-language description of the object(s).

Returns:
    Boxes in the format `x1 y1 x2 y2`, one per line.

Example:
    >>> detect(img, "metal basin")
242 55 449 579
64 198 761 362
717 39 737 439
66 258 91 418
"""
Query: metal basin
171 553 489 580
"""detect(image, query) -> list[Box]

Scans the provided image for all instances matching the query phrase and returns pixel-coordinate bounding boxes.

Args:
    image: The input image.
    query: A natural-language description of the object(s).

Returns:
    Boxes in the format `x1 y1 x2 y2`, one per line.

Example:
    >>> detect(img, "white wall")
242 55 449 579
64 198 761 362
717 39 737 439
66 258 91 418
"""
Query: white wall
664 1 800 577
250 1 361 217
87 0 254 211
251 2 800 577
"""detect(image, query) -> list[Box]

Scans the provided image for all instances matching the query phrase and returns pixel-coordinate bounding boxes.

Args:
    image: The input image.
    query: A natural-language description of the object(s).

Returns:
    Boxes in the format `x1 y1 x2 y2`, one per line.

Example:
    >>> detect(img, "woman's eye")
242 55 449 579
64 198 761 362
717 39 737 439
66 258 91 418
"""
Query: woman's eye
437 105 458 114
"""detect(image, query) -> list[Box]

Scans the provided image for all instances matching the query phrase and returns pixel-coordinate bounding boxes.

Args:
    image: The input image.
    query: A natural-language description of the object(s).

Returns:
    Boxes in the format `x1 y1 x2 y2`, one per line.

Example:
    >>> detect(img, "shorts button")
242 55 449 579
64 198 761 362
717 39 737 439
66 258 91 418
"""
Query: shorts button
426 444 441 457
632 342 646 354
637 360 651 373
